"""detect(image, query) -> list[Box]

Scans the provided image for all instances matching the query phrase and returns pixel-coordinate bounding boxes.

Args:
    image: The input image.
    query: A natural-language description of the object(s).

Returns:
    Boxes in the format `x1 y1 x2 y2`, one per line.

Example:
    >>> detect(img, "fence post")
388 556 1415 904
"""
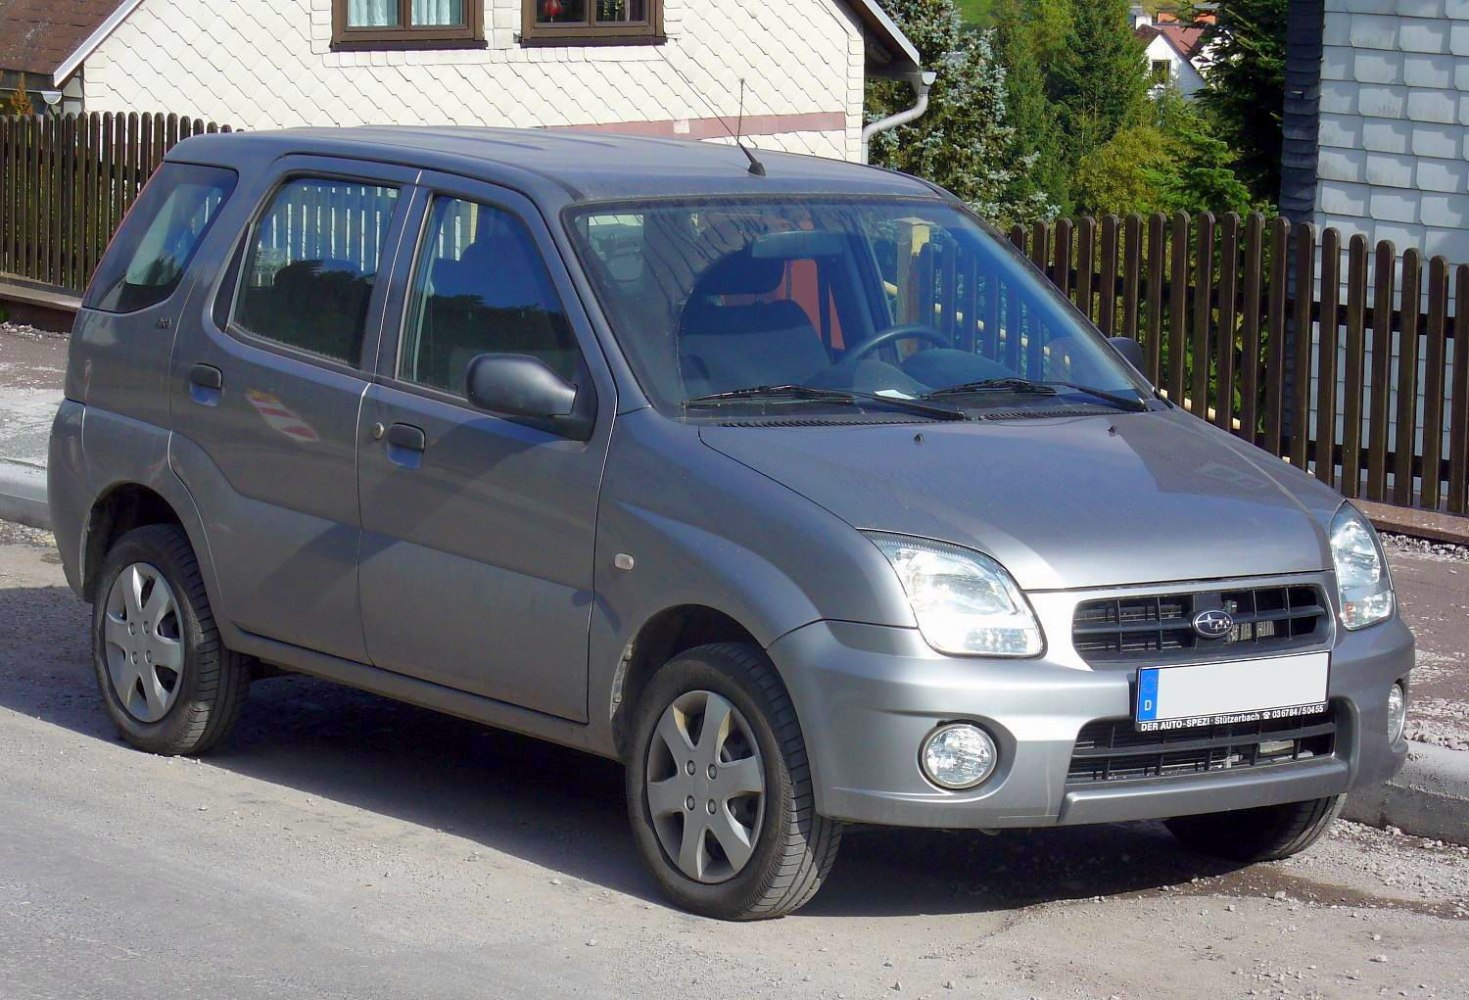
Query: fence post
1394 249 1423 507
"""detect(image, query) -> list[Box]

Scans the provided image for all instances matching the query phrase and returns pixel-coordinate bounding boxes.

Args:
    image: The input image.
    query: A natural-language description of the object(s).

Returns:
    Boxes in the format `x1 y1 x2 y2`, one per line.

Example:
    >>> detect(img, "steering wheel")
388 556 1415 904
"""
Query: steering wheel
845 324 951 364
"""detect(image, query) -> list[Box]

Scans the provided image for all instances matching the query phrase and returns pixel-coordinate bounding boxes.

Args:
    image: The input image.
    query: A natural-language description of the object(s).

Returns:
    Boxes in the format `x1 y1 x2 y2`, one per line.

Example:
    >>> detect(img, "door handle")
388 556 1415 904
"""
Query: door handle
385 423 426 452
187 364 224 406
189 364 223 390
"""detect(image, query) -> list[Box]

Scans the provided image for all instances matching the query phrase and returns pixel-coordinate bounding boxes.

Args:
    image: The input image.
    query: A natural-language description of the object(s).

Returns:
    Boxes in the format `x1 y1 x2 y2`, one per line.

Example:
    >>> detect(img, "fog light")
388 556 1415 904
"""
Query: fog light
920 723 997 790
1388 683 1407 744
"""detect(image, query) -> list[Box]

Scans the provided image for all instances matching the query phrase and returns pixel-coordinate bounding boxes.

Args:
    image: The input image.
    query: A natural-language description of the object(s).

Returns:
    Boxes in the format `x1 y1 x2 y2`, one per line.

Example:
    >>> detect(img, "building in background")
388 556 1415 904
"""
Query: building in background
1283 0 1469 263
0 0 921 164
1132 7 1216 99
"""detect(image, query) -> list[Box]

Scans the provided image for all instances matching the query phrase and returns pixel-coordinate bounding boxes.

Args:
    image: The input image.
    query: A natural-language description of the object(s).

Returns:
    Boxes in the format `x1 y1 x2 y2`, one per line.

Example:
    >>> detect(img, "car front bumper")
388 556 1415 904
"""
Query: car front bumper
768 609 1414 829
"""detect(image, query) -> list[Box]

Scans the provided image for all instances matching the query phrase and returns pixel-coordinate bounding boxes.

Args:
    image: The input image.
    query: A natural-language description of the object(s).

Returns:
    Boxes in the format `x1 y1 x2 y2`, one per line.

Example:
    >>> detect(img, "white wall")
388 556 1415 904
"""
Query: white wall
83 0 865 161
1315 0 1469 263
1143 34 1205 98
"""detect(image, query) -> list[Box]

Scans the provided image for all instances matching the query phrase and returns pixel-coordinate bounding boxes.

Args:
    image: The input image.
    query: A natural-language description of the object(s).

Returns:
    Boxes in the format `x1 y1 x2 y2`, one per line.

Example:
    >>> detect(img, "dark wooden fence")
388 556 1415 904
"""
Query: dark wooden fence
1001 214 1468 515
0 111 229 293
0 112 1465 515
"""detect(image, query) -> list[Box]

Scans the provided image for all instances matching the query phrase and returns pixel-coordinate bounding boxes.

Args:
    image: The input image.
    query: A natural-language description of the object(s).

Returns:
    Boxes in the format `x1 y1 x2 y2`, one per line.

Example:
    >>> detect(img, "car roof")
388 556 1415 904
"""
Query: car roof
168 126 946 204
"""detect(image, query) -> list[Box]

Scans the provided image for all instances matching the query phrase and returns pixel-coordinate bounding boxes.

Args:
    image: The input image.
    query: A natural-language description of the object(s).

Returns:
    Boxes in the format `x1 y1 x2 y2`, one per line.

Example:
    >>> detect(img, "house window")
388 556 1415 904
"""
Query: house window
521 0 664 46
1151 59 1172 85
332 0 484 50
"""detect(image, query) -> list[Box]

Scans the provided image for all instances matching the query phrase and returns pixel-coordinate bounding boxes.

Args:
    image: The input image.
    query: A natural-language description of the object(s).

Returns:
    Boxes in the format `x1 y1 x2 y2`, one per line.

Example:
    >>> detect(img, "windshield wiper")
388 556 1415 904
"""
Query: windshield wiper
684 384 967 421
924 377 1147 413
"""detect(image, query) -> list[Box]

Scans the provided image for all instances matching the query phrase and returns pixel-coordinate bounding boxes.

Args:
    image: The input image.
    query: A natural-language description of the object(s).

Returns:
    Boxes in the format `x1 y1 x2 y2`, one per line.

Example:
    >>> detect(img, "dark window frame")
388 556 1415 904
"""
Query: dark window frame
520 0 664 47
331 0 486 51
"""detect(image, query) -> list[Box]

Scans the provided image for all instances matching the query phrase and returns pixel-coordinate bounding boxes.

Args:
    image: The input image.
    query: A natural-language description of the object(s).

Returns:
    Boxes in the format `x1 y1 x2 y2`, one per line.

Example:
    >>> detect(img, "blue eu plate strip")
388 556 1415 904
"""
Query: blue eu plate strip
1136 668 1160 722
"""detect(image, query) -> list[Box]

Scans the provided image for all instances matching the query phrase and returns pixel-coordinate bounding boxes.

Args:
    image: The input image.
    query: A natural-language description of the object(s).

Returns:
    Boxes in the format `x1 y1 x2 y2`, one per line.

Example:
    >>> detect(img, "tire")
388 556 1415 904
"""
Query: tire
1165 794 1346 863
91 524 250 756
625 643 842 920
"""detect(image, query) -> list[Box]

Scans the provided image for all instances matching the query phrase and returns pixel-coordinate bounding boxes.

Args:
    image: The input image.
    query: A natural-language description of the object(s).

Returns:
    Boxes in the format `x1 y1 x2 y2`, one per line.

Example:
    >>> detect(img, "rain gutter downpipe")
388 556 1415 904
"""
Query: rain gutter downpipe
861 69 936 164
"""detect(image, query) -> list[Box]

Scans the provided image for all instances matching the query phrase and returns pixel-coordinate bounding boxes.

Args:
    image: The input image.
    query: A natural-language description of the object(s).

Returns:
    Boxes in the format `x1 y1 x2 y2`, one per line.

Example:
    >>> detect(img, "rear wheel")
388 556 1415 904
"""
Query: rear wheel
626 643 841 920
92 524 250 755
1165 794 1345 862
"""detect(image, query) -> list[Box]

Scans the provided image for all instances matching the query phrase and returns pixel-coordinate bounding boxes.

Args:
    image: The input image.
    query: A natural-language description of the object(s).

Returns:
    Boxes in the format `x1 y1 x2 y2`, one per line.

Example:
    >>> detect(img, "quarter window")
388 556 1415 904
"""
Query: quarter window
399 196 579 395
522 0 664 45
89 163 236 314
331 0 483 49
233 178 400 365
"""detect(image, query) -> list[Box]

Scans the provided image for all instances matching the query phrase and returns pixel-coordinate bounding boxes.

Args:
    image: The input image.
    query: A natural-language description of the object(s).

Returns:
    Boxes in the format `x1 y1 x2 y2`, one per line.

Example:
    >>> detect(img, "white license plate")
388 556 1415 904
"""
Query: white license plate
1135 652 1330 733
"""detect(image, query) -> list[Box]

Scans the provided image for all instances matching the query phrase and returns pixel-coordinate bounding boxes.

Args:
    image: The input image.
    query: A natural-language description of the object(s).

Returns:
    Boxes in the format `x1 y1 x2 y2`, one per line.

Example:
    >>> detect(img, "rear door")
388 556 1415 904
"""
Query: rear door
356 176 613 721
169 158 417 661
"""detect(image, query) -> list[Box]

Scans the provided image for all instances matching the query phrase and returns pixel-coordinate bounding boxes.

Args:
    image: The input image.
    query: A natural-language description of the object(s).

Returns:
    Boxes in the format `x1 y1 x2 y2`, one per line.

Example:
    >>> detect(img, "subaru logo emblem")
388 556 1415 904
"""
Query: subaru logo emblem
1192 609 1235 640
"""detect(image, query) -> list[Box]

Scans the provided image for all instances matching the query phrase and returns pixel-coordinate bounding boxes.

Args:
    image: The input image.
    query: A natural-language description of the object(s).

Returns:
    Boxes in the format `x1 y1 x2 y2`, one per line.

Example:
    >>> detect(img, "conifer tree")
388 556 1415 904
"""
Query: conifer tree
1198 0 1288 204
867 0 1051 222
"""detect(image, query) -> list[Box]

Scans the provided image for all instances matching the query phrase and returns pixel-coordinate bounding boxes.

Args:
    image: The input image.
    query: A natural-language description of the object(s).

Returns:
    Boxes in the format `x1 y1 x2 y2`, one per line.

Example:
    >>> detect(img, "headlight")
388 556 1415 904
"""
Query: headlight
1329 505 1394 630
866 534 1043 656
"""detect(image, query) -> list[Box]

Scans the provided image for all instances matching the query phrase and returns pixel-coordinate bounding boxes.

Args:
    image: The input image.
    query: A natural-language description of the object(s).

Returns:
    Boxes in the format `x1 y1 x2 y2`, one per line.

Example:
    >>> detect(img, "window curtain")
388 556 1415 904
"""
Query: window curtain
347 0 396 26
346 0 464 26
412 0 463 25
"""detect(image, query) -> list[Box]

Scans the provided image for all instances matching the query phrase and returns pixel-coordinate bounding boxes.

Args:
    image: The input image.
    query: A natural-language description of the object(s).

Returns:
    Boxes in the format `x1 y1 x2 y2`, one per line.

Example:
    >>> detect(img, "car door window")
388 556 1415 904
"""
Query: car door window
89 163 237 313
398 196 579 396
233 177 400 365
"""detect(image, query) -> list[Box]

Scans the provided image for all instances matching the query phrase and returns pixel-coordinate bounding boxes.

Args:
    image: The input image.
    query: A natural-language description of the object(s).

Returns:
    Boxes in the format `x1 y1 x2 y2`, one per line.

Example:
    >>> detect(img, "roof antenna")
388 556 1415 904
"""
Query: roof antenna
736 79 766 177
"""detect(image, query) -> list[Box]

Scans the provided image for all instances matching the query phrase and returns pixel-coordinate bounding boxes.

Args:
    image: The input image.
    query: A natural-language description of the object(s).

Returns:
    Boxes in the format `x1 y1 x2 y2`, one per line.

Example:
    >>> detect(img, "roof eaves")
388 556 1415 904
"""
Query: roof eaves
53 0 141 85
843 0 922 75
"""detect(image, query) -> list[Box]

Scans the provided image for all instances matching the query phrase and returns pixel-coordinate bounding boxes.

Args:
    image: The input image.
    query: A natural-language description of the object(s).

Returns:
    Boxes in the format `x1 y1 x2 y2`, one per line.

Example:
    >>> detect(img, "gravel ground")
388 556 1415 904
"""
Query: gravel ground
1382 533 1469 563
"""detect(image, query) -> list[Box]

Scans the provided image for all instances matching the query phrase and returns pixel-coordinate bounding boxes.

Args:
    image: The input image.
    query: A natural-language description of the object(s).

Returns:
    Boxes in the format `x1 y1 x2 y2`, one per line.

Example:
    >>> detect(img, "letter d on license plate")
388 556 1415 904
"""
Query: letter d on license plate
1135 652 1329 733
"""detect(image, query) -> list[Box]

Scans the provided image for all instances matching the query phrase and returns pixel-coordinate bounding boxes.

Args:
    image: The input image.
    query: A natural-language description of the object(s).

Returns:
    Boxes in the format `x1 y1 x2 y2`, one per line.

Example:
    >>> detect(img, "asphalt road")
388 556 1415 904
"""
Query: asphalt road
2 523 1467 1000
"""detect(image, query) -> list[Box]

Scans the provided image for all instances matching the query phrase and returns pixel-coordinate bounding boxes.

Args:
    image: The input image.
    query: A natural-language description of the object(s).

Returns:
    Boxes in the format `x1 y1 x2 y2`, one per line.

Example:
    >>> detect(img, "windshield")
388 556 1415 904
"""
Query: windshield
567 197 1147 418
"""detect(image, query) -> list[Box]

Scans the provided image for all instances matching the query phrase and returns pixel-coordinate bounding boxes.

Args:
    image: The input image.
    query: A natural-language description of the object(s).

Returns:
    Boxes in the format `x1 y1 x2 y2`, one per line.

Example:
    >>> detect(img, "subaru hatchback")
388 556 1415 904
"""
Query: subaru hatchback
49 128 1413 919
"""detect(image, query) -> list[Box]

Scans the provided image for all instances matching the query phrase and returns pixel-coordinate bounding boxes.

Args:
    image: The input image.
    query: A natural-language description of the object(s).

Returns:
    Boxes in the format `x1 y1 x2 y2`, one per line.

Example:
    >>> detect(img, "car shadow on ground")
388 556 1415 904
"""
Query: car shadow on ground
0 582 1247 918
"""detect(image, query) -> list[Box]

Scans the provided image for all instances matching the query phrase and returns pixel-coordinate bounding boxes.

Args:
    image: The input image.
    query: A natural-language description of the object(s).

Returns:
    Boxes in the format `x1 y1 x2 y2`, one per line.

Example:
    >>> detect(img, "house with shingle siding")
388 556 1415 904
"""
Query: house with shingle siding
1283 0 1469 263
0 0 921 163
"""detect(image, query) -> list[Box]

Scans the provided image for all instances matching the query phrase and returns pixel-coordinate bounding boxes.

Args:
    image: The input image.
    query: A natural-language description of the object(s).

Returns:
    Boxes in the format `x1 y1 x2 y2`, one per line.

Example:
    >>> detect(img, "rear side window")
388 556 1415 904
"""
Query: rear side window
89 163 237 313
233 177 400 366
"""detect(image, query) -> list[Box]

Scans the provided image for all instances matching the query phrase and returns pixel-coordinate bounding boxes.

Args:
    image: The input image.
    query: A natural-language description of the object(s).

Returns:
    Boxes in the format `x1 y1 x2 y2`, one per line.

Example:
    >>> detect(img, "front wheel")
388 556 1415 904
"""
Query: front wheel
1165 794 1345 862
625 643 841 920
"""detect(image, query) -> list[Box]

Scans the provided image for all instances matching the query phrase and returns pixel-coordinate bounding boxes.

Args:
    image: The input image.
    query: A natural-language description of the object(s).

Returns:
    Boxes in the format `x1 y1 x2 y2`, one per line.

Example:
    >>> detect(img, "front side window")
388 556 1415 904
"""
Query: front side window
332 0 482 48
569 198 1148 419
233 177 400 365
399 196 579 395
89 163 236 313
522 0 663 45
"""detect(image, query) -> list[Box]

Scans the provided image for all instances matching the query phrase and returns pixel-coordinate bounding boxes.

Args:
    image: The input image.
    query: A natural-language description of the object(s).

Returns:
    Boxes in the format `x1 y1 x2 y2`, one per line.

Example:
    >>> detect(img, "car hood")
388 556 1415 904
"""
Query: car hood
698 409 1337 591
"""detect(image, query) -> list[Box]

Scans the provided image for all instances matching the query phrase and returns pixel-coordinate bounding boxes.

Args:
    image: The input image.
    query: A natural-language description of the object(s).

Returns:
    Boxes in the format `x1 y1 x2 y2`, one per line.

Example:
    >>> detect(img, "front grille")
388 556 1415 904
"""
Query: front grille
1072 585 1328 664
1066 709 1337 784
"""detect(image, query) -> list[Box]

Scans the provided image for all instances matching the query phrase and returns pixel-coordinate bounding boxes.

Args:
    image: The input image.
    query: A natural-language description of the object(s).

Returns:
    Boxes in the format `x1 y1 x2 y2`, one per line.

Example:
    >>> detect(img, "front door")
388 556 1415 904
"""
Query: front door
357 180 612 721
170 161 415 661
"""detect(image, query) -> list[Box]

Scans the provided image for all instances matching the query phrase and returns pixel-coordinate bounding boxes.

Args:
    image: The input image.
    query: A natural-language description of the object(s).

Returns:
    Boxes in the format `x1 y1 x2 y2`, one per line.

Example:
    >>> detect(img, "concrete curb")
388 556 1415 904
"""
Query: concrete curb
1344 742 1469 846
0 462 51 531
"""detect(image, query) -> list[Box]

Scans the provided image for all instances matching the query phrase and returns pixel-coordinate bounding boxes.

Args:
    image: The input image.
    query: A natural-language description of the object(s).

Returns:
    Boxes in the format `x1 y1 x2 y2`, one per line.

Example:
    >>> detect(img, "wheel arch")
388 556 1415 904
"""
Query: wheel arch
611 604 793 759
82 483 188 603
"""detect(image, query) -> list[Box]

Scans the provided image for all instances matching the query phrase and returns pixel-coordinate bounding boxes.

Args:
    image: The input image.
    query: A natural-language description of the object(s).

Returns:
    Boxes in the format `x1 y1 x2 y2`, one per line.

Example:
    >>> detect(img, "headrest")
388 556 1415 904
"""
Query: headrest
691 251 785 298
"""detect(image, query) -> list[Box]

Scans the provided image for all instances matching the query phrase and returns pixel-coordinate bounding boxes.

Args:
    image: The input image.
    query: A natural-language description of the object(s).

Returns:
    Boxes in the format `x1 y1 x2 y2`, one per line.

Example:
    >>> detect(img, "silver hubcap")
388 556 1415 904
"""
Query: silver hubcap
645 690 765 884
103 563 184 723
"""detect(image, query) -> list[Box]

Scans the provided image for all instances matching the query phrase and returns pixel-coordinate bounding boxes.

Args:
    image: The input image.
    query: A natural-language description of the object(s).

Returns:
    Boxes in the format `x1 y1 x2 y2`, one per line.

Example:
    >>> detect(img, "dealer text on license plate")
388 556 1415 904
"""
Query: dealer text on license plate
1135 651 1329 733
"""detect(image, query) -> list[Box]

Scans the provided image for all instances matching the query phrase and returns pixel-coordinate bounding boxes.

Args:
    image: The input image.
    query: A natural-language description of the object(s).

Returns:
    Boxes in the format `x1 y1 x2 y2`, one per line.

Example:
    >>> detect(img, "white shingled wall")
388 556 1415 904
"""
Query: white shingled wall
1316 0 1469 262
83 0 866 161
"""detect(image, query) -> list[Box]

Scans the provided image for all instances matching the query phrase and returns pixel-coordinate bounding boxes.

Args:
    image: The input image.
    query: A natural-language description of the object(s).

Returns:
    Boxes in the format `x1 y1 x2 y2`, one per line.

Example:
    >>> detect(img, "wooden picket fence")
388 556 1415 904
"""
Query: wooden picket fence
999 214 1468 515
0 112 1465 514
0 111 230 293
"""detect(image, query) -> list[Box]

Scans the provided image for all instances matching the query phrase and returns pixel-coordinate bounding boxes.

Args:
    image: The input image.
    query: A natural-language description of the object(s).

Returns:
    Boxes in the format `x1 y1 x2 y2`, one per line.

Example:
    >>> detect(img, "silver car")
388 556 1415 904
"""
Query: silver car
48 128 1413 920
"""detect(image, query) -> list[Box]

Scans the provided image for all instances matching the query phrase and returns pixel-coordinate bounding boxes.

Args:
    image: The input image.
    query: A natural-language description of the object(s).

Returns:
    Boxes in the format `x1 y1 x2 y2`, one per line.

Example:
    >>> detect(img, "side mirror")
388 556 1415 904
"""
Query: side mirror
465 354 589 437
1108 336 1145 373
